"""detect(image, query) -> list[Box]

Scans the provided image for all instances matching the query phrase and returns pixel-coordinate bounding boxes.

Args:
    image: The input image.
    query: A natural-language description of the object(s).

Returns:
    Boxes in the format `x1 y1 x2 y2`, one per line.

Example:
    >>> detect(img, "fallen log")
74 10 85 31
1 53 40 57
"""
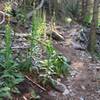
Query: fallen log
47 30 64 41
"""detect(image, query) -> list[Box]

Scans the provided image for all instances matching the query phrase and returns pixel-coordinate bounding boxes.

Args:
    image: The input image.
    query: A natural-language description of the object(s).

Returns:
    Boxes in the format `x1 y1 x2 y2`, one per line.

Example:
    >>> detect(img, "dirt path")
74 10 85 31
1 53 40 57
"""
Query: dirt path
43 24 100 100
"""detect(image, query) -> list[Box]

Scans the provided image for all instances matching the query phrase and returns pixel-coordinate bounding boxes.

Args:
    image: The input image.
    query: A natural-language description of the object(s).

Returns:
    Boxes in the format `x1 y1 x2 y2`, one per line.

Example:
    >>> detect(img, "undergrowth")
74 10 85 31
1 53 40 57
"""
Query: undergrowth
0 10 70 99
0 24 24 99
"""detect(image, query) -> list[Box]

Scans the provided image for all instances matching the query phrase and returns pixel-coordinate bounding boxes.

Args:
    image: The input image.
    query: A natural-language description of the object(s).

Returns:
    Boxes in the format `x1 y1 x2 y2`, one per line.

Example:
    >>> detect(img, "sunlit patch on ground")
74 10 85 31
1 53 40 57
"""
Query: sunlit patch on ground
72 61 84 69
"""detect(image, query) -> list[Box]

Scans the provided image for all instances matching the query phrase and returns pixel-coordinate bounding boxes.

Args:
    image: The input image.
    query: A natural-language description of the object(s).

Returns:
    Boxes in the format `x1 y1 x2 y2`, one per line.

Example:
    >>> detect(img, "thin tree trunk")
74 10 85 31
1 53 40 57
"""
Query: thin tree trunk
98 3 100 25
81 0 87 20
88 0 99 53
86 0 93 22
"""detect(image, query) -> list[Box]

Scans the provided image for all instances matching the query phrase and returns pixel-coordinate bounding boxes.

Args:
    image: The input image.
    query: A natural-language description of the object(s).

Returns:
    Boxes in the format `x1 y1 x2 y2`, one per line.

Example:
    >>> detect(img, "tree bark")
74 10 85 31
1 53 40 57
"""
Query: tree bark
81 0 87 20
88 0 99 53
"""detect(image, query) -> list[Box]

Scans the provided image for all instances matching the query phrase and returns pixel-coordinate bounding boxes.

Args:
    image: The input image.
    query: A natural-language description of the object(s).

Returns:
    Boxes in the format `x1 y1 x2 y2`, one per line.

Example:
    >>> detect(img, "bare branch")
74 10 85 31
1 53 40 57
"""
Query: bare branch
0 11 5 25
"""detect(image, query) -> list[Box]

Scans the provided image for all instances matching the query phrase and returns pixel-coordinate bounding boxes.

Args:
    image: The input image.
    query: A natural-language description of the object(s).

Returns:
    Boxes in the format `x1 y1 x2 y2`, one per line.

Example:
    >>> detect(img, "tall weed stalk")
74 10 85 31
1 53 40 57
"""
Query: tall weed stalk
0 24 24 99
20 10 46 72
5 24 12 66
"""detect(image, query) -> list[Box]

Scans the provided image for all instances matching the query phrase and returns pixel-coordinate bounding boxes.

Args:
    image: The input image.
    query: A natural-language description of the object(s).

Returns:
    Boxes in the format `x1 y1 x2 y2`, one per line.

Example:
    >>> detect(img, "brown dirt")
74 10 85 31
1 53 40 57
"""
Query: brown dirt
51 24 100 100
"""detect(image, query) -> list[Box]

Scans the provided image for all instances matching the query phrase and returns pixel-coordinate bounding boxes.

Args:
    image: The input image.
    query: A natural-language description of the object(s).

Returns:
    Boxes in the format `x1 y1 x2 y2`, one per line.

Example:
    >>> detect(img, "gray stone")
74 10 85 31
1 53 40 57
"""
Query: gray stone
63 88 70 95
54 81 67 93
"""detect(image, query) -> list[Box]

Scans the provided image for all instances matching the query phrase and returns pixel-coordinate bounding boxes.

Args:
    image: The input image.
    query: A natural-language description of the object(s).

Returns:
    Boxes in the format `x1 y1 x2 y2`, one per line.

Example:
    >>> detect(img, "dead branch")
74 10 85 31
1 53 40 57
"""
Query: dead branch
25 75 47 92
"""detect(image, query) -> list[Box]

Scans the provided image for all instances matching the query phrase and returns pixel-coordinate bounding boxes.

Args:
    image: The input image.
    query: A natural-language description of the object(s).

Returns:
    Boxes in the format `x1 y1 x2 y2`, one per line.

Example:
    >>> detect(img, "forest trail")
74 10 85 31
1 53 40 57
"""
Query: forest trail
0 0 100 100
43 24 100 100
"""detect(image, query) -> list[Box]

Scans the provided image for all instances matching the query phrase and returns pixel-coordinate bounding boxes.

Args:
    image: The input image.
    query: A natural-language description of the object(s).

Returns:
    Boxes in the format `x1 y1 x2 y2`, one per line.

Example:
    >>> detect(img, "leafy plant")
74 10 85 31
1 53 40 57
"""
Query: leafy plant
39 40 70 86
51 54 70 76
4 2 12 13
5 24 12 66
31 10 46 65
39 73 56 88
83 15 92 26
40 53 70 76
18 10 46 73
0 24 24 99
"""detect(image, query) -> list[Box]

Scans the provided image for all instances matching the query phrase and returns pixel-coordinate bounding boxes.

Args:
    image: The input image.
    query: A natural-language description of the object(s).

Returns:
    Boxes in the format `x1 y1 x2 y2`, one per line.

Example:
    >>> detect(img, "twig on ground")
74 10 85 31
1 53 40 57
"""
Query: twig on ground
25 75 47 92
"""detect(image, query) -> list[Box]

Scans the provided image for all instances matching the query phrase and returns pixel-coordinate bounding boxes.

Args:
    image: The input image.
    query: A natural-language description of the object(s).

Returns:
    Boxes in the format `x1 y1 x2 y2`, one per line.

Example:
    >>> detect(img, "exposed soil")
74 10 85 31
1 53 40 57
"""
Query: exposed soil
39 24 100 100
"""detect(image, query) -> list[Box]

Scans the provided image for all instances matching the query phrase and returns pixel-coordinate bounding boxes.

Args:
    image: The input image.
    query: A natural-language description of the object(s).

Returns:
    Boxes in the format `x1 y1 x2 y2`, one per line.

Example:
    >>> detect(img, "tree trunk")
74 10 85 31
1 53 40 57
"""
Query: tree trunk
81 0 88 20
98 3 100 26
88 0 99 53
86 0 93 22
